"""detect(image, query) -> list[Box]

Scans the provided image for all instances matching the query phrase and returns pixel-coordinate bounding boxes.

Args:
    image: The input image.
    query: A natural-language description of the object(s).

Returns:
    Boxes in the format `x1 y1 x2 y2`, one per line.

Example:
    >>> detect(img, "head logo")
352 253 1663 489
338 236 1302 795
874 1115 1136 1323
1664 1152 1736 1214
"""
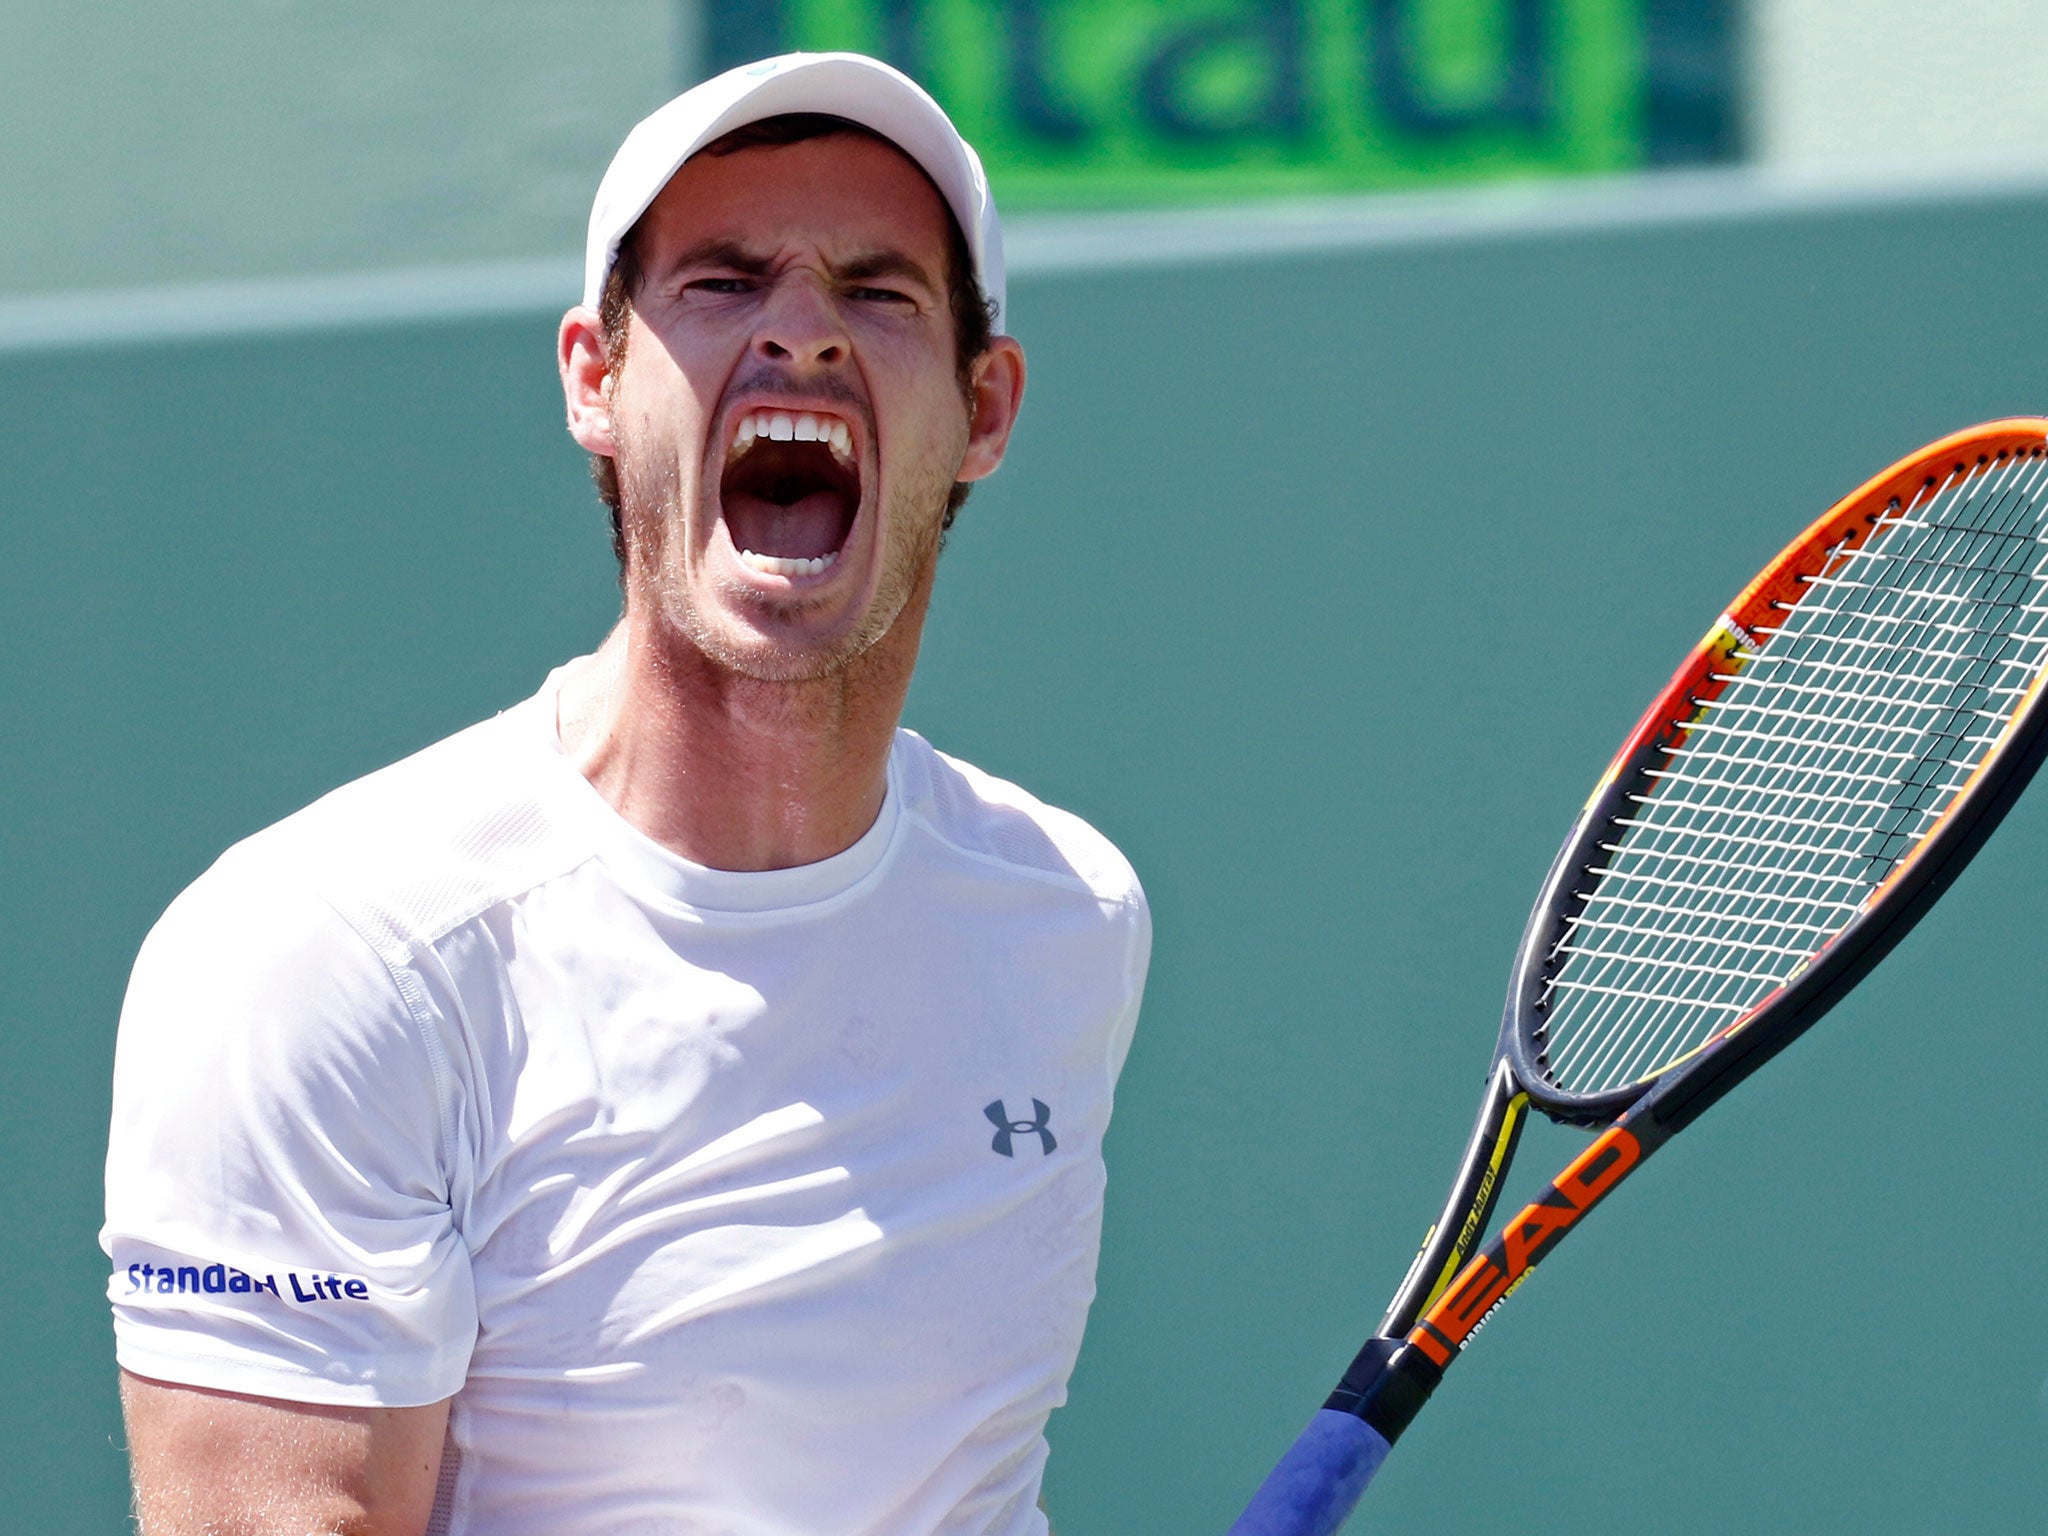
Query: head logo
985 1099 1056 1157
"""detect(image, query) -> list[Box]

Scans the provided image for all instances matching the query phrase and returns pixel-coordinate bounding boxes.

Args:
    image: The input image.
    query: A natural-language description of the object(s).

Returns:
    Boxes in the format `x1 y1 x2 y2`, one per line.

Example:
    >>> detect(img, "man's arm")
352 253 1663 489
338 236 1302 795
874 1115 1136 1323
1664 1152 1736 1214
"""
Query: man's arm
120 1371 450 1536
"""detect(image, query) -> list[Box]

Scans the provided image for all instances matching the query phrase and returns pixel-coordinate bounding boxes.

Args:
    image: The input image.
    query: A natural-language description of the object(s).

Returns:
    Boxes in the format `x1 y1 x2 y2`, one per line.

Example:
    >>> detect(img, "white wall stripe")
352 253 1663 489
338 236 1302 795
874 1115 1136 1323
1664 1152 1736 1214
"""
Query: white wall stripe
6 157 2048 357
0 257 583 355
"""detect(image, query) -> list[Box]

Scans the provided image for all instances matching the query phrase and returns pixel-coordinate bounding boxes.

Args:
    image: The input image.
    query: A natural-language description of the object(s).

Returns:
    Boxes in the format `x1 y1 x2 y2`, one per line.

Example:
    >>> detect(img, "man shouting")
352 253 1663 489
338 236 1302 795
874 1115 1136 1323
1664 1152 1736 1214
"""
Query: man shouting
105 52 1149 1536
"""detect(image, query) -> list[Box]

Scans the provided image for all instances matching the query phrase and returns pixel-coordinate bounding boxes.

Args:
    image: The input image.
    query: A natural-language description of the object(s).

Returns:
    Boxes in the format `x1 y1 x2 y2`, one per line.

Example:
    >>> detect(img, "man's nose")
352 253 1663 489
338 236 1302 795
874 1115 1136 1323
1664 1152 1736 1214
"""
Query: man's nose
753 274 848 369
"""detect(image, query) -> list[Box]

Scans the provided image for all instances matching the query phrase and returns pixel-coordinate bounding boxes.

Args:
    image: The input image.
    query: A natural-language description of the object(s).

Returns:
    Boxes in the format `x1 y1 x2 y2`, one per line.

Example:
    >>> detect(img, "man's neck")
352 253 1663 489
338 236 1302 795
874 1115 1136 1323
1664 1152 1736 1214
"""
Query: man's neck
554 598 924 874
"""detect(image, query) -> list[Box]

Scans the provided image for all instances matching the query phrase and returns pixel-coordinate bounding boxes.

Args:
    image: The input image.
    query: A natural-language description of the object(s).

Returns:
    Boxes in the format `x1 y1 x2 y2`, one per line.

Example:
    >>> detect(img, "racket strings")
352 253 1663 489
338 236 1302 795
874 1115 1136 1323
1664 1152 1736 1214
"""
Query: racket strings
1548 450 2048 1089
1564 456 2048 1073
1547 485 2025 1084
1540 447 2048 1095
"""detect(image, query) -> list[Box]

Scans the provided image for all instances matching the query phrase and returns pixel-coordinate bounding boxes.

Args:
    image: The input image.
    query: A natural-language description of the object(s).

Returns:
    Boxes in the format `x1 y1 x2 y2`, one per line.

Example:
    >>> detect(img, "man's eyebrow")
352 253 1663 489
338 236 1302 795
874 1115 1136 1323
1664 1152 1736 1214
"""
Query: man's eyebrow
664 238 777 276
834 250 940 290
658 239 940 292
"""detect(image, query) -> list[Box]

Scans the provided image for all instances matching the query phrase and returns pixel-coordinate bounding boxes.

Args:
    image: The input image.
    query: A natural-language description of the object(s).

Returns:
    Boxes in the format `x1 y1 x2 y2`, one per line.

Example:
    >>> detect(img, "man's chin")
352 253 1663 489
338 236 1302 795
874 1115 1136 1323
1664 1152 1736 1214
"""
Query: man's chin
624 520 933 686
662 601 884 685
706 641 864 686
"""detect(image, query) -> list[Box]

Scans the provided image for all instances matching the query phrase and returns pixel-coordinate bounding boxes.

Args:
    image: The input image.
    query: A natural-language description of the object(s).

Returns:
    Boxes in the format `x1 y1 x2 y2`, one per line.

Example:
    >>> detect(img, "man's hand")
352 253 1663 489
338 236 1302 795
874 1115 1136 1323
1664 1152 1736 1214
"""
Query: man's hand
121 1370 449 1536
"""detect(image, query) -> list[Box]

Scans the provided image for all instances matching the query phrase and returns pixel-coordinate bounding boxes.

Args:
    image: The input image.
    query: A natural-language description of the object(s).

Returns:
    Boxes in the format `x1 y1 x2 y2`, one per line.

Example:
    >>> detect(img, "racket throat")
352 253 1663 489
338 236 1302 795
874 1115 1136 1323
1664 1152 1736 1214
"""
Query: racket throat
1378 1065 1529 1339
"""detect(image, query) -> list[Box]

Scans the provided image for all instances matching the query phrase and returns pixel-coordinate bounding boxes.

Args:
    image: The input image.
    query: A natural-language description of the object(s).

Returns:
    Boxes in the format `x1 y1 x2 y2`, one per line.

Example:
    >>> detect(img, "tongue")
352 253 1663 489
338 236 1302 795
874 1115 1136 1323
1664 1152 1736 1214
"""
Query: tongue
723 489 850 560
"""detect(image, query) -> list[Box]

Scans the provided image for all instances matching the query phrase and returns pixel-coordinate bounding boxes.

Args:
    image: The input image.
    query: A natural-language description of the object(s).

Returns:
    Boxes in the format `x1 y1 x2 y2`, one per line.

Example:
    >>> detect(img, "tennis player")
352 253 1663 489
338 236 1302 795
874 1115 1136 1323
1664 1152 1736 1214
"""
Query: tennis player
102 53 1149 1535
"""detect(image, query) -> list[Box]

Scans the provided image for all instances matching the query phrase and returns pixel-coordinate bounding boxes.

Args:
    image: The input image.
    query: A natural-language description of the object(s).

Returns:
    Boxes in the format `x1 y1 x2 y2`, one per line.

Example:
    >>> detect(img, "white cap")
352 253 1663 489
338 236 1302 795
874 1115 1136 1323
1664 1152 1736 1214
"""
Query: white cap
583 51 1006 332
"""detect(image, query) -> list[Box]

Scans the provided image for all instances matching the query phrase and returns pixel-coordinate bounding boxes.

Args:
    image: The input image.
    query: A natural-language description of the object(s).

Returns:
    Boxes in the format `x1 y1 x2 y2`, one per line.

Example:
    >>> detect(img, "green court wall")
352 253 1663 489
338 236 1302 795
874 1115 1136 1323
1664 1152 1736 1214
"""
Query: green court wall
6 186 2048 1530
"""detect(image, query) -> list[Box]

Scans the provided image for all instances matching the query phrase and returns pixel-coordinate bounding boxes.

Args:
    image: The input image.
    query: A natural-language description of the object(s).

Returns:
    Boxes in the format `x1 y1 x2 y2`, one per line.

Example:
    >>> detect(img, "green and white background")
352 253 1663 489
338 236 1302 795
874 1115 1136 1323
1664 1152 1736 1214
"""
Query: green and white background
6 2 2048 1529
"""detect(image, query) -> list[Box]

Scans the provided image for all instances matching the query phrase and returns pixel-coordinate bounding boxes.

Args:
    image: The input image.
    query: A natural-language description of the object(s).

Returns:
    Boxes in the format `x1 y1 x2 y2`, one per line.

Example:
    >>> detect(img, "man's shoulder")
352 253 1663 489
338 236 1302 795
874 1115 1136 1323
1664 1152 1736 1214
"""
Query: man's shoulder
891 730 1145 912
188 700 590 957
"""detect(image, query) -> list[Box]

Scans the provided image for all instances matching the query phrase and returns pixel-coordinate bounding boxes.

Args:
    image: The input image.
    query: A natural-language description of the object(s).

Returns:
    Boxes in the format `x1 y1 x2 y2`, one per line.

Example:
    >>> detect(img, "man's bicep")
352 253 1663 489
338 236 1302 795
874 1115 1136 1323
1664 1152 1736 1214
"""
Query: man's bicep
121 1370 449 1536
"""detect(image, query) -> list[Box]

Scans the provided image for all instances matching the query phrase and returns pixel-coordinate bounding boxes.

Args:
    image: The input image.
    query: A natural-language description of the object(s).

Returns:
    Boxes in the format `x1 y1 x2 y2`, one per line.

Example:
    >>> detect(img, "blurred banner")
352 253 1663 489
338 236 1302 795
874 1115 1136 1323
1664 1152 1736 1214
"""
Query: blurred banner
13 2 2048 303
697 0 1739 204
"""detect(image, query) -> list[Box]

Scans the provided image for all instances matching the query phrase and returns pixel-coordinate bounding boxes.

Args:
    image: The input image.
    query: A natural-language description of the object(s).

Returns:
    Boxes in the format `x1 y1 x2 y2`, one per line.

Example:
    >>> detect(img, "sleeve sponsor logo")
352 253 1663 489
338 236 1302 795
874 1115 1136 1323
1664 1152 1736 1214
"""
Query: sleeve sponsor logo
121 1261 370 1304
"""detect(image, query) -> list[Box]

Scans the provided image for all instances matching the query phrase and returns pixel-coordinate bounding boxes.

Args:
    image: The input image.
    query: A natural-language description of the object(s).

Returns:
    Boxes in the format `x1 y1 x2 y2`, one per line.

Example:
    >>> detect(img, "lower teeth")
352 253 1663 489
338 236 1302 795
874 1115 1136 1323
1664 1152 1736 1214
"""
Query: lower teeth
739 549 837 577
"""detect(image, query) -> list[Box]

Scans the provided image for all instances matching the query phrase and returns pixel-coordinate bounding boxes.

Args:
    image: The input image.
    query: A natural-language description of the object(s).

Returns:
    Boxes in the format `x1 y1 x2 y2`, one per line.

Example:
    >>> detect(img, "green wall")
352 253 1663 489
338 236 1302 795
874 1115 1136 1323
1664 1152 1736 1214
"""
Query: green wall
8 186 2048 1530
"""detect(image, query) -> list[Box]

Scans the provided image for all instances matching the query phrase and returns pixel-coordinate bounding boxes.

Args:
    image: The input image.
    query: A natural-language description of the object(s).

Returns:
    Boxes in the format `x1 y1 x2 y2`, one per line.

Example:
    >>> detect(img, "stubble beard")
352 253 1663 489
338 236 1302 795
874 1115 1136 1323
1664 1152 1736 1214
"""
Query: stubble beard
613 430 956 687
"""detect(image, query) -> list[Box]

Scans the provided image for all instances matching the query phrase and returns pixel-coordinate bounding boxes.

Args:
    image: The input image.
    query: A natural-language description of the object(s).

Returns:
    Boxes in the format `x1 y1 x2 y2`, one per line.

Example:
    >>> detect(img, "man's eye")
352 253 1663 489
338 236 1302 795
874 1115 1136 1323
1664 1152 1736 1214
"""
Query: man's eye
686 277 755 294
849 286 913 305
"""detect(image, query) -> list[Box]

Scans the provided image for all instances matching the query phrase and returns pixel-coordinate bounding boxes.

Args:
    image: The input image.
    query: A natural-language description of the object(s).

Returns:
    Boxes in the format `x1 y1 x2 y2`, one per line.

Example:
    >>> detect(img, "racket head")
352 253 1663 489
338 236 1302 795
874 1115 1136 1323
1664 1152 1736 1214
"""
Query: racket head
1499 419 2048 1126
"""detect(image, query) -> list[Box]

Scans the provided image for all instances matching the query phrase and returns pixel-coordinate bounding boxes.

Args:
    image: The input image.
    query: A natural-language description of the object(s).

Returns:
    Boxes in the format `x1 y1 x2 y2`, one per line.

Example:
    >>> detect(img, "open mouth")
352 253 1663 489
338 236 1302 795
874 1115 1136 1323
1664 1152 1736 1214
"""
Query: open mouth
719 408 862 578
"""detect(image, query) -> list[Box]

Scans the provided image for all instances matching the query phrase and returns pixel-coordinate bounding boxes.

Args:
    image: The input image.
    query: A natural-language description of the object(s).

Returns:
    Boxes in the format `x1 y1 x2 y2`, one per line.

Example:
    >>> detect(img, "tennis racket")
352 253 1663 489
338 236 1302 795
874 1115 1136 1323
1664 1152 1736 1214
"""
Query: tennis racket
1230 418 2048 1534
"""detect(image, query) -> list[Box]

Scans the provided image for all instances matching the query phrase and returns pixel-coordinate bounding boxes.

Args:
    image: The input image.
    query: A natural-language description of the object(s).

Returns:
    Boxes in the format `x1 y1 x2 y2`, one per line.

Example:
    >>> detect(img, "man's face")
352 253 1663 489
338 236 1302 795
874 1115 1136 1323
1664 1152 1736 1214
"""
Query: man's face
601 133 978 683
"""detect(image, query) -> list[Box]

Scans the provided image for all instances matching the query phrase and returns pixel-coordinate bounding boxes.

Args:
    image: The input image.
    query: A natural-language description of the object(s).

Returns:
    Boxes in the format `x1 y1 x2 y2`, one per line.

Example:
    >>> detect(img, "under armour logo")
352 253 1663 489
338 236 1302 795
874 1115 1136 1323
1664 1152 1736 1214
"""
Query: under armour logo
985 1099 1056 1157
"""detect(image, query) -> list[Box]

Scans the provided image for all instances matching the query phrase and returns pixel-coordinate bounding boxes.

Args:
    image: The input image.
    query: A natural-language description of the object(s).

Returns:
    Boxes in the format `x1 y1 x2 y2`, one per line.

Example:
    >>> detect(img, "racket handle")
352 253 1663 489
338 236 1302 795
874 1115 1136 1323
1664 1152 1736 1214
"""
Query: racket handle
1225 1410 1390 1536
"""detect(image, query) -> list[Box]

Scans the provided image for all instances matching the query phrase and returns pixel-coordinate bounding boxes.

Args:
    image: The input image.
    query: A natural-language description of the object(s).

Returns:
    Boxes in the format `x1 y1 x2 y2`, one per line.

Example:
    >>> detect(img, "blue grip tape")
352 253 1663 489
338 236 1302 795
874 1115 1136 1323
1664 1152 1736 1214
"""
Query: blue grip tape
1226 1409 1391 1536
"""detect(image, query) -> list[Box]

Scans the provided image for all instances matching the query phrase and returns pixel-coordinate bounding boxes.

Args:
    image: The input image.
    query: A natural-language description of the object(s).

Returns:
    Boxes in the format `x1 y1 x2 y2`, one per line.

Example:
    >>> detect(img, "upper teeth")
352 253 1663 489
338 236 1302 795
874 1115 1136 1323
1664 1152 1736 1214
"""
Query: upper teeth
731 409 854 462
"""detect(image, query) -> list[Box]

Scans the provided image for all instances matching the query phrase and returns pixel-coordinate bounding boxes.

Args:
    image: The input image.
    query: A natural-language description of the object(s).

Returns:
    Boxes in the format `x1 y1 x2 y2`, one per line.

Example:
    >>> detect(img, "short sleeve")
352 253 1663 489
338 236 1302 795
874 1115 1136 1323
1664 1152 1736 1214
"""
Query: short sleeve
102 850 477 1407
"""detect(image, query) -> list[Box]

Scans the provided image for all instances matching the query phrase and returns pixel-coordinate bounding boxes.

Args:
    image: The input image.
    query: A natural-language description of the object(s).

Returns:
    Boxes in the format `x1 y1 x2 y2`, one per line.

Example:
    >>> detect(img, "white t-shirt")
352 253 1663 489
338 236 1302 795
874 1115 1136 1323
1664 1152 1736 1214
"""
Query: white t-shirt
102 676 1149 1536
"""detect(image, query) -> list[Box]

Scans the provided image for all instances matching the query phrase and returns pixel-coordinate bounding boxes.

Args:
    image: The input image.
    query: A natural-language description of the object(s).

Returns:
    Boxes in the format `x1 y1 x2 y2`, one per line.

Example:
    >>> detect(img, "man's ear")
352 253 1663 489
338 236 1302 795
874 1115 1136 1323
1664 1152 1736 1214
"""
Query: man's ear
559 305 617 456
956 336 1026 484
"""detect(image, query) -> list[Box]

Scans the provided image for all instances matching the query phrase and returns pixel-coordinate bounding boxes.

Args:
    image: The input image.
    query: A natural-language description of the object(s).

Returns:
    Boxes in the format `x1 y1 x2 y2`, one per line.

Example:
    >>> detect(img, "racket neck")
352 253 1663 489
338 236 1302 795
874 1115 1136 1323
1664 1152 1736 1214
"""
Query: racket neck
1330 1099 1675 1449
